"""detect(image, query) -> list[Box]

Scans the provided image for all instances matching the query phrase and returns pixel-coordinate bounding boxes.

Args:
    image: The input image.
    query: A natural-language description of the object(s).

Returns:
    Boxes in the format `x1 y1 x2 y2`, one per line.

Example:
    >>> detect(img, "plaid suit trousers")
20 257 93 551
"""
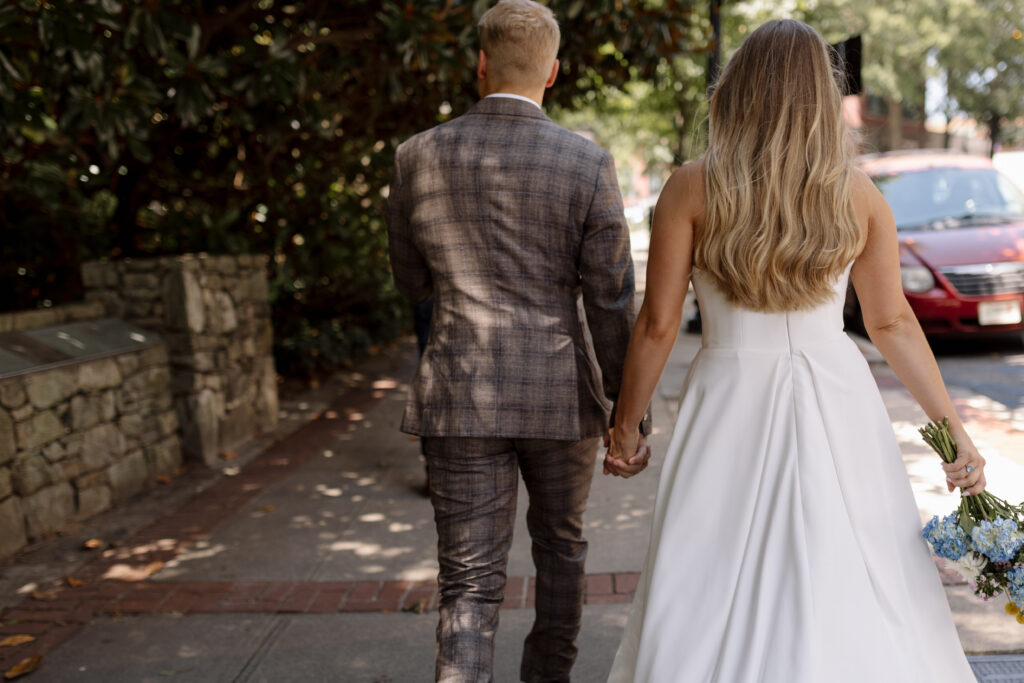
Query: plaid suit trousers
424 436 600 683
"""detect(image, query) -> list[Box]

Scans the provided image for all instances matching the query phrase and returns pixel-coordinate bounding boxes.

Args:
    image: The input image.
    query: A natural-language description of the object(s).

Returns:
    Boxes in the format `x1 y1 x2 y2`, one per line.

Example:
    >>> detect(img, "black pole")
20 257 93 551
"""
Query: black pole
708 0 721 90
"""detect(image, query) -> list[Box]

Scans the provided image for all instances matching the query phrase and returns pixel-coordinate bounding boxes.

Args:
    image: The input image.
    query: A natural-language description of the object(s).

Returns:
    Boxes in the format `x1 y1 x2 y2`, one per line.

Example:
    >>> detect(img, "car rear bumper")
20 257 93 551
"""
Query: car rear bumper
908 290 1024 335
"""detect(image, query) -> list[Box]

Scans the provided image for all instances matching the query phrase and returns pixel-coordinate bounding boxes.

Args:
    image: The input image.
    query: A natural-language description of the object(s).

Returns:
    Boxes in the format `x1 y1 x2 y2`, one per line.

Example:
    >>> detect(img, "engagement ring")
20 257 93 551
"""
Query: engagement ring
966 465 974 474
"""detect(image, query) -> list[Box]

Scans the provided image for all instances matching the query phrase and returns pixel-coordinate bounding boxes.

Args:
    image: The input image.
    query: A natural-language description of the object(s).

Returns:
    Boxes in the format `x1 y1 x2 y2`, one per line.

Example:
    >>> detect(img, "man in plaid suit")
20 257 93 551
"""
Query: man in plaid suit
387 1 648 680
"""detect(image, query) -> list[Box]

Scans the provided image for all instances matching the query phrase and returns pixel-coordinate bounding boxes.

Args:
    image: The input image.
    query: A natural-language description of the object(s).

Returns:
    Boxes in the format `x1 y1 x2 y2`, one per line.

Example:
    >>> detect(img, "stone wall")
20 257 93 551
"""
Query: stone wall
82 254 278 466
0 345 182 557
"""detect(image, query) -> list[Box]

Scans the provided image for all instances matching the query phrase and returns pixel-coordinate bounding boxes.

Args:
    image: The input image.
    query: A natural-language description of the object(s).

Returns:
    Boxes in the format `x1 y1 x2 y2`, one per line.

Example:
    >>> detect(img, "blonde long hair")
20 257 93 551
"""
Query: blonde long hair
697 19 861 312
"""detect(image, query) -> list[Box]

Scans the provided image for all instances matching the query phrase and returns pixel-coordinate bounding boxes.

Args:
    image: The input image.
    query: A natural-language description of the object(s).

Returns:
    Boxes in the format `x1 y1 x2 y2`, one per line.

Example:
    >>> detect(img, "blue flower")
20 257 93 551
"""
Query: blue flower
922 514 969 560
1007 568 1024 612
970 517 1024 563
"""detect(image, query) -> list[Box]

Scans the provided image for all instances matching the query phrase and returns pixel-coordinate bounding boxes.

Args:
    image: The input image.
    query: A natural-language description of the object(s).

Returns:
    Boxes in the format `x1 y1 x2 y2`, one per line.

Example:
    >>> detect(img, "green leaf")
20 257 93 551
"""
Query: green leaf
186 23 201 61
0 49 23 80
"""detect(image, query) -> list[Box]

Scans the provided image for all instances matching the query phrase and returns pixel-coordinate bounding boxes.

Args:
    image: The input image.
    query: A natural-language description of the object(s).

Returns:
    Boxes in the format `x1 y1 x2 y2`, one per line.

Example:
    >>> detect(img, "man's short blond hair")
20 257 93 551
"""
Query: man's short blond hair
478 0 560 88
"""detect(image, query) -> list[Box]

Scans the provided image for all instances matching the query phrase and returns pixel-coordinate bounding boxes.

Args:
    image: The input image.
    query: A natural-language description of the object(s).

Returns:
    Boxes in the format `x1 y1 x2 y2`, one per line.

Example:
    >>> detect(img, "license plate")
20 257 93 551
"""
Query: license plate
978 300 1023 326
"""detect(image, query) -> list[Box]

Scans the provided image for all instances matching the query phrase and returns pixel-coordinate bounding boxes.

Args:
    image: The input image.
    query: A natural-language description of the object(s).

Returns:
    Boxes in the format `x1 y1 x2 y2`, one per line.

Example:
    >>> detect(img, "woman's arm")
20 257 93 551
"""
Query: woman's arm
605 163 700 478
850 170 987 494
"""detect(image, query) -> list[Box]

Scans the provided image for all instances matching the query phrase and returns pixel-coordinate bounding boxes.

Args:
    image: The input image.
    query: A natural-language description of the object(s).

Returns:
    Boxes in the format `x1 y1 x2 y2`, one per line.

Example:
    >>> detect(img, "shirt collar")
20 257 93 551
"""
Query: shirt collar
485 93 542 110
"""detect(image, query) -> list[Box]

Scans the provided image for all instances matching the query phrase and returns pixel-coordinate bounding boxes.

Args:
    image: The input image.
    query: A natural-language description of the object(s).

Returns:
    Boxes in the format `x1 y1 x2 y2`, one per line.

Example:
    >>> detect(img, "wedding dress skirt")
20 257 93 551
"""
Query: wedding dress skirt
607 266 975 682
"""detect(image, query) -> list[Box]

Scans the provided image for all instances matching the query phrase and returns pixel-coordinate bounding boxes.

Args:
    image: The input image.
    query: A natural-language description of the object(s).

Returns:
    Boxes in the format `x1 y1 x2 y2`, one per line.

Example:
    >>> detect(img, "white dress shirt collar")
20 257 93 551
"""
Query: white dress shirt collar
485 93 542 110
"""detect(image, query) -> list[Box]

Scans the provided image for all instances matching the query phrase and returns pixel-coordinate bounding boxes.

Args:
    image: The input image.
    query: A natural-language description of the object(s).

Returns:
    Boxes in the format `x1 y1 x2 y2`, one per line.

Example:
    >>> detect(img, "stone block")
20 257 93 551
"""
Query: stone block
139 345 169 369
125 299 153 317
219 400 254 450
0 497 26 558
16 410 63 453
101 390 117 421
154 393 174 412
119 413 143 439
117 352 140 377
23 482 74 540
12 454 52 496
163 268 205 333
107 450 148 501
123 272 160 291
75 471 107 489
218 256 238 275
170 372 203 396
157 409 179 436
78 358 123 392
259 357 279 431
42 440 65 463
77 484 112 519
208 291 238 334
70 394 102 431
140 416 161 446
85 289 126 318
180 389 222 465
80 261 106 288
11 404 33 422
173 352 215 372
147 437 182 478
66 300 106 322
81 423 125 471
61 457 84 480
0 468 11 499
0 380 26 410
62 431 84 457
248 270 269 304
0 410 14 464
203 274 223 291
24 367 76 410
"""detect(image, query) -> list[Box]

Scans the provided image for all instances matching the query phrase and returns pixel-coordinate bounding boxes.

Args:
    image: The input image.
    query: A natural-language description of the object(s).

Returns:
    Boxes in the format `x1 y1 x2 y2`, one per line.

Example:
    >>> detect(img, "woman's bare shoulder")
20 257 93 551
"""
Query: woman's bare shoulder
659 159 706 215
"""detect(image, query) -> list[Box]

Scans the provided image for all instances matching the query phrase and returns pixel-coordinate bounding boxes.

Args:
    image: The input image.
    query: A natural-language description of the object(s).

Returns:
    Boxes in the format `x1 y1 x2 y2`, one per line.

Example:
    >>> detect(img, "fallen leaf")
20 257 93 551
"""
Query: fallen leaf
0 635 34 647
220 450 238 460
259 504 275 512
83 538 104 550
402 599 428 615
103 560 164 582
4 655 42 679
29 590 58 602
65 576 86 588
156 475 171 484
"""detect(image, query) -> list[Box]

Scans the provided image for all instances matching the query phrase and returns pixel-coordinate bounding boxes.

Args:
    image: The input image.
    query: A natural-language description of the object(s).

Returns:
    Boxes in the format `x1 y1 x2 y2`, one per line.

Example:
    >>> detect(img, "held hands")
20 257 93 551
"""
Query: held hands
603 426 651 478
943 429 987 496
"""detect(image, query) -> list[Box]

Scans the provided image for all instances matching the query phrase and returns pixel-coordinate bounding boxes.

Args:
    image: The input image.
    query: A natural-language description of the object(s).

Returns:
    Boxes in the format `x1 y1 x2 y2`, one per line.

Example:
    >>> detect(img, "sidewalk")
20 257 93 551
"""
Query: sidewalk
1 252 1023 680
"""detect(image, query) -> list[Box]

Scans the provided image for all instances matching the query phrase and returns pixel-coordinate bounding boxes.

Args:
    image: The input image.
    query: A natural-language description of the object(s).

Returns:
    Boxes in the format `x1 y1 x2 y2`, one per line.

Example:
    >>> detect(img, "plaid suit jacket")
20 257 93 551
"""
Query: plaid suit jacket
388 96 641 441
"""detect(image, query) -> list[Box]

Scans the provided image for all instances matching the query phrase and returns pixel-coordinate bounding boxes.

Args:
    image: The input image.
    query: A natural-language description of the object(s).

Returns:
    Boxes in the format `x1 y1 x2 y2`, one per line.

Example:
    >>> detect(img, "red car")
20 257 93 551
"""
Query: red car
849 151 1024 337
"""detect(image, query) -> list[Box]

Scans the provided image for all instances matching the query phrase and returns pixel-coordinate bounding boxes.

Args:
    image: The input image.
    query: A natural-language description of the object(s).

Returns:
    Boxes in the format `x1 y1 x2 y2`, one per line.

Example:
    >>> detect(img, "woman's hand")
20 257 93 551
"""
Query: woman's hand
603 426 650 478
942 428 987 496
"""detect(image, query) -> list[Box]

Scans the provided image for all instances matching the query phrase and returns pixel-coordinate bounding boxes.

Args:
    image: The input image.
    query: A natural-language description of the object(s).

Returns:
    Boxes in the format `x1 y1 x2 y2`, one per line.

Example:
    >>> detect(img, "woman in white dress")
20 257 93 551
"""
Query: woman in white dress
603 19 987 683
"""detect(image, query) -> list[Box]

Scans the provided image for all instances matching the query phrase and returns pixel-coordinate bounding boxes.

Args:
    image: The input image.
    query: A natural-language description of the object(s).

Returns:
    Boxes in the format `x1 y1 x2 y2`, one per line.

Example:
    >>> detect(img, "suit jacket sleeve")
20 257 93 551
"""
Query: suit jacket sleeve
578 150 652 435
387 148 433 305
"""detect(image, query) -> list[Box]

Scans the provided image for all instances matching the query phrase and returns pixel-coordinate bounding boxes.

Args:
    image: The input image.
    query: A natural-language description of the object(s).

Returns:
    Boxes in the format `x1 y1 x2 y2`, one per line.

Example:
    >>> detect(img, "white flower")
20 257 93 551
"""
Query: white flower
947 551 987 582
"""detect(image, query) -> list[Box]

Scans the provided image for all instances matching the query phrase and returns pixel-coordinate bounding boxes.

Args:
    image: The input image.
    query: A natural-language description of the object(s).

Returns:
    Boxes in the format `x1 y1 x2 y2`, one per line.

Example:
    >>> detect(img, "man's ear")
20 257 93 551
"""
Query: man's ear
545 59 559 88
478 50 488 80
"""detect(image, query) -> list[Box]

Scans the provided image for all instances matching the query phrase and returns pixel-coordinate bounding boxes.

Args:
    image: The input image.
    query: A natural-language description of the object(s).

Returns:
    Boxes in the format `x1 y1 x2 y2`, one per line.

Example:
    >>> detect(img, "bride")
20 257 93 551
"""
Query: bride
603 19 985 683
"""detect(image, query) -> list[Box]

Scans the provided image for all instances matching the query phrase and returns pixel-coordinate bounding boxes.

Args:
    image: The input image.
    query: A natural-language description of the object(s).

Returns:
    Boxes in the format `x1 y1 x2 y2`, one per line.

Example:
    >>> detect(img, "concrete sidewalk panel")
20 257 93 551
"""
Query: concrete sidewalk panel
40 613 277 682
239 604 631 682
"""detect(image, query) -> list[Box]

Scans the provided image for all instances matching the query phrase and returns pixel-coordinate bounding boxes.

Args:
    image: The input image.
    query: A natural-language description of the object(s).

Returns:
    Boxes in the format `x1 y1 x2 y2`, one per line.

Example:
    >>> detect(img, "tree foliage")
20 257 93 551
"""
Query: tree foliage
724 0 1024 151
0 0 699 376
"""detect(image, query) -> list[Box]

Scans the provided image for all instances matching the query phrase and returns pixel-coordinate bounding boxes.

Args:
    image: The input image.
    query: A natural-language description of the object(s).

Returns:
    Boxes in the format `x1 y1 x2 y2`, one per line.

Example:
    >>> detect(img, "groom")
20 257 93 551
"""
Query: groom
388 1 649 680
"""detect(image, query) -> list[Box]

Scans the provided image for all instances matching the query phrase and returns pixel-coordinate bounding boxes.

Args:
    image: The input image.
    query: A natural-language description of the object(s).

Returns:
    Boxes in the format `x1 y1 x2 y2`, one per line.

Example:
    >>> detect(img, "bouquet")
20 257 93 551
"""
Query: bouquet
919 418 1024 624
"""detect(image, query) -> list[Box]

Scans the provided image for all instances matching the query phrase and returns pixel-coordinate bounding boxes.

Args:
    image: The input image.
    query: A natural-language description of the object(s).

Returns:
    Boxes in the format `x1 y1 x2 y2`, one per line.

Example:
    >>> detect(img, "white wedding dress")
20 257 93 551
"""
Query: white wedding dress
607 264 976 683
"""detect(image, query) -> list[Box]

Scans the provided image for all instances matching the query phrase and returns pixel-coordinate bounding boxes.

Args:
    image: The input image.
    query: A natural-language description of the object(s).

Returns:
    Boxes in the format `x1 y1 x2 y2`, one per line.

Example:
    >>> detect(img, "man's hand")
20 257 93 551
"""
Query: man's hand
603 428 650 478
